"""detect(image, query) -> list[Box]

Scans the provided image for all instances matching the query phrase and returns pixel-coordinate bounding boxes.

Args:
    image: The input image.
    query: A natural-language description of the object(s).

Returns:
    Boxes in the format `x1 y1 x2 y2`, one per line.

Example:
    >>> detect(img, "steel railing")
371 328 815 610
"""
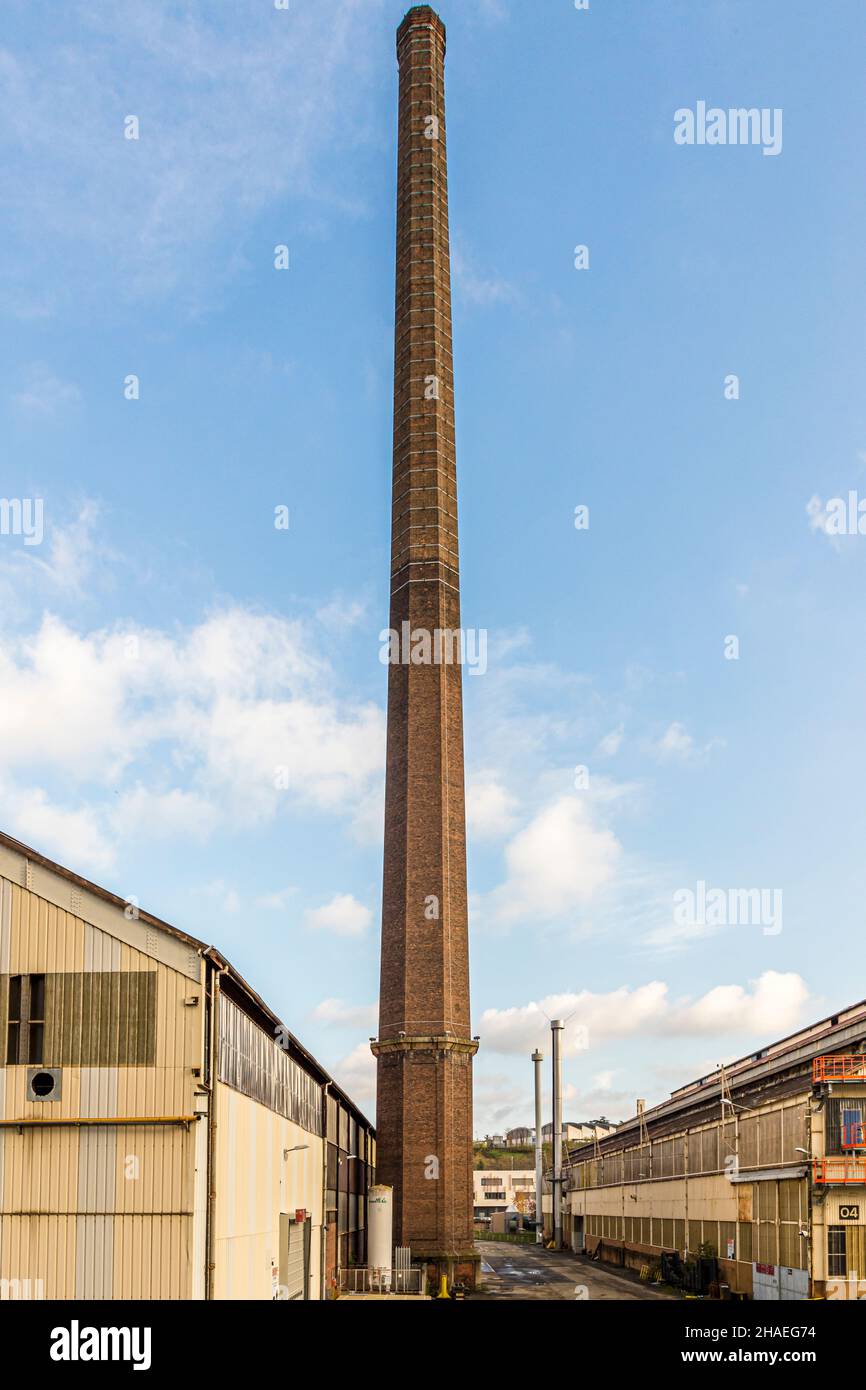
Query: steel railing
813 1156 866 1185
338 1267 424 1296
813 1055 866 1085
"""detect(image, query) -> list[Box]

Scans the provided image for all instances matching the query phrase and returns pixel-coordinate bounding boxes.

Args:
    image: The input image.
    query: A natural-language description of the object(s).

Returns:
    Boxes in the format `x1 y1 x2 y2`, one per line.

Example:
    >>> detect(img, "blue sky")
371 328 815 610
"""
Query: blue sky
2 0 865 1134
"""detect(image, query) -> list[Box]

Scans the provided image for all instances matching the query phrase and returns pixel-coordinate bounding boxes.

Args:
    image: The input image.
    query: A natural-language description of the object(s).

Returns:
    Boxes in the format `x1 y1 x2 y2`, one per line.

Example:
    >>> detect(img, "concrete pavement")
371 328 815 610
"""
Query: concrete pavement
474 1239 672 1301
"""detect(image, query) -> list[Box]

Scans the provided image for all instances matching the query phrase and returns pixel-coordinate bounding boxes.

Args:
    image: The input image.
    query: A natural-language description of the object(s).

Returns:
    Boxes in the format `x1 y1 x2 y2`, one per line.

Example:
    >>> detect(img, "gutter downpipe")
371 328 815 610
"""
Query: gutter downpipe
203 949 228 1300
321 1082 331 1300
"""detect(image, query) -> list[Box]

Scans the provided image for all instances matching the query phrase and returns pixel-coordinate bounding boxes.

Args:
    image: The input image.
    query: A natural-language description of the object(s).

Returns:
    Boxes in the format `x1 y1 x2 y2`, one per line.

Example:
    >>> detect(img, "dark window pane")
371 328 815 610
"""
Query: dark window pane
6 1022 19 1064
8 976 21 1022
327 1143 338 1189
28 1022 44 1065
828 1226 847 1278
29 975 45 1021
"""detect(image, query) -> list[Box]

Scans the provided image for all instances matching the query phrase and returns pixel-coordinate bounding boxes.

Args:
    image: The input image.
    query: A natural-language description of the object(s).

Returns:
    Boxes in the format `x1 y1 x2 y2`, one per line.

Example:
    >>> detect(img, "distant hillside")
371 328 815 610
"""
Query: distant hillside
473 1142 534 1171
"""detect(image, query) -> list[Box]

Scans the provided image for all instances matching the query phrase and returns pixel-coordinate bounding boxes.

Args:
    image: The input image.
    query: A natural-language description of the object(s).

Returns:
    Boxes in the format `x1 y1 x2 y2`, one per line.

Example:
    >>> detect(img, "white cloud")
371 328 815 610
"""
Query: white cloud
473 1071 530 1134
0 782 114 874
479 971 810 1055
254 886 297 911
315 596 368 631
0 501 104 603
203 879 241 914
11 363 81 414
453 247 518 308
476 0 509 20
487 796 622 924
649 722 723 764
0 0 387 311
597 725 624 757
332 1041 376 1104
114 786 219 841
466 773 519 841
0 604 386 860
653 722 695 759
313 998 377 1030
305 893 371 938
667 971 809 1038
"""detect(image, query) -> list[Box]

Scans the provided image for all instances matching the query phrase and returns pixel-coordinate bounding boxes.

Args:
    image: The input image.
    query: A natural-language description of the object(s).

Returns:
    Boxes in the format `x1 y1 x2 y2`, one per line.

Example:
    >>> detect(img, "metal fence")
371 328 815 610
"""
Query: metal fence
338 1267 425 1296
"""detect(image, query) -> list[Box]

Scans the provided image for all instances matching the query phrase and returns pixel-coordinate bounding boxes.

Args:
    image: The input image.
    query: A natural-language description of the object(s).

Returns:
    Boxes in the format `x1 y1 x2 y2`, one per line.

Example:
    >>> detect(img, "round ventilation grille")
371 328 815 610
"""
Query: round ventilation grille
30 1071 57 1098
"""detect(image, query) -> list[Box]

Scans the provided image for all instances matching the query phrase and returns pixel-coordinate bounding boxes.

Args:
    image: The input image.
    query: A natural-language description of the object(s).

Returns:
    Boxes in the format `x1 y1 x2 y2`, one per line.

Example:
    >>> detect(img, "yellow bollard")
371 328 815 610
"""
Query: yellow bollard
437 1273 451 1299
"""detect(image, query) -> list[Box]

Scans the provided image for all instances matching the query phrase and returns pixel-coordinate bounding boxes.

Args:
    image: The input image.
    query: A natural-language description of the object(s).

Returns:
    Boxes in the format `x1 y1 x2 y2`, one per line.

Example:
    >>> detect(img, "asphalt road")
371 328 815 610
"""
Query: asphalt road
474 1240 671 1301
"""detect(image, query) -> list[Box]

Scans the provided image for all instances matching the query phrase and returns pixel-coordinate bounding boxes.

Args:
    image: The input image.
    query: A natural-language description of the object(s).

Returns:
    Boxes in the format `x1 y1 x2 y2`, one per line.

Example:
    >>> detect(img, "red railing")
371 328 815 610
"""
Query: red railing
813 1055 866 1085
813 1156 866 1185
843 1122 866 1150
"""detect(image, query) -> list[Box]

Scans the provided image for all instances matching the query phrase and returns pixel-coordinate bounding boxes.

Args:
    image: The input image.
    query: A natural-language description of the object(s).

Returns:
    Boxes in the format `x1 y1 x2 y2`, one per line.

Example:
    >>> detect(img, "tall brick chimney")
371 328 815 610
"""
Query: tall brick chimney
371 5 478 1285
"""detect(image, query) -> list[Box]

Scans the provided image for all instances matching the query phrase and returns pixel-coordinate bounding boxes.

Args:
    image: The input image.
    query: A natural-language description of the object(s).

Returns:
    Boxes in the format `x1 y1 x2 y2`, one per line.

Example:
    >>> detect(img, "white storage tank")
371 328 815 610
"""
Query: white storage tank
368 1185 393 1290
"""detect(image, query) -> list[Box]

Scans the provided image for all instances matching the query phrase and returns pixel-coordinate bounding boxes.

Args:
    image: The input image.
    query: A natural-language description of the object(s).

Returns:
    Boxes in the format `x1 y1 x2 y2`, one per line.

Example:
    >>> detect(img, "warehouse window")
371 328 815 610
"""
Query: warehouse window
6 975 44 1065
827 1099 865 1154
6 976 21 1063
828 1226 847 1278
28 975 45 1064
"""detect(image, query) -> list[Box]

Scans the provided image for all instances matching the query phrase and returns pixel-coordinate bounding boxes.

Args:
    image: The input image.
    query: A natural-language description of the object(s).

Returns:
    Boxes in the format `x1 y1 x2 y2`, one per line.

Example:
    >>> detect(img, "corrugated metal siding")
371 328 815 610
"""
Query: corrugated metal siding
218 995 322 1136
0 875 202 1299
43 971 157 1065
213 1083 324 1300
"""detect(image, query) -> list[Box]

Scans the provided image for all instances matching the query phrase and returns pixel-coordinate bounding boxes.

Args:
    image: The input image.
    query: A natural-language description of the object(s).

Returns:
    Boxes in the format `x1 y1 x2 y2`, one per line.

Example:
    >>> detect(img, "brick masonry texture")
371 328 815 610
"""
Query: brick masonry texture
372 6 477 1269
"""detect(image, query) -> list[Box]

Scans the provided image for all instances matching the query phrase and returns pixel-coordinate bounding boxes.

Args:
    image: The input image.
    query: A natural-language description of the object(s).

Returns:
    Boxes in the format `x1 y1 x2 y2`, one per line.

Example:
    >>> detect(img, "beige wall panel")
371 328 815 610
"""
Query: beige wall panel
8 883 86 974
112 1215 191 1299
84 923 121 974
687 1175 739 1223
0 1214 77 1297
214 1084 324 1300
0 852 201 984
113 1123 194 1216
1 879 202 1300
0 878 10 974
76 1067 117 1298
3 1128 80 1213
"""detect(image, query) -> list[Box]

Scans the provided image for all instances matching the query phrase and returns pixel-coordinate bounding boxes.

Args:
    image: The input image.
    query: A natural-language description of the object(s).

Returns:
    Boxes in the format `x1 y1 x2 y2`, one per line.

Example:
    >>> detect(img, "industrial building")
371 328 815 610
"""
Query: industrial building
544 998 866 1300
473 1170 536 1222
541 1118 618 1146
0 830 374 1300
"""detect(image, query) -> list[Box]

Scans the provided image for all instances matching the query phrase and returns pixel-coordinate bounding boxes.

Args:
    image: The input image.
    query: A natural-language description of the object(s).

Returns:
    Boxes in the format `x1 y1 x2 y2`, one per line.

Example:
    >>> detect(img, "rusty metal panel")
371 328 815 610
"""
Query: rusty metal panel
43 972 156 1066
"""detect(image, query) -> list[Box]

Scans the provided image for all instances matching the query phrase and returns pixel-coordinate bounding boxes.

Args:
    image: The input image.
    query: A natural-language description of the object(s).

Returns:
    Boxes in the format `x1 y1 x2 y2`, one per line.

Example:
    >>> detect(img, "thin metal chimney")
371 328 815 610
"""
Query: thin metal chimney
532 1050 544 1245
551 1020 564 1250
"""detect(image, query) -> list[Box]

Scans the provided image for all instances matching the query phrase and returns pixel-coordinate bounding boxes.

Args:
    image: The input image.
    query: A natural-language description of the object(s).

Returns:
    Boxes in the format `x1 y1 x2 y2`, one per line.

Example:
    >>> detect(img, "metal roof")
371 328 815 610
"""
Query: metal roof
0 827 375 1134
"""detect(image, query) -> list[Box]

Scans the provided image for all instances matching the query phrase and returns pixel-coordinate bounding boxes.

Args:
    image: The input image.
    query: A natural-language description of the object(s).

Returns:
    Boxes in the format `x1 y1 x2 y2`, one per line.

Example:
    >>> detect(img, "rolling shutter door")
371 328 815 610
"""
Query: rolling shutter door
285 1221 306 1300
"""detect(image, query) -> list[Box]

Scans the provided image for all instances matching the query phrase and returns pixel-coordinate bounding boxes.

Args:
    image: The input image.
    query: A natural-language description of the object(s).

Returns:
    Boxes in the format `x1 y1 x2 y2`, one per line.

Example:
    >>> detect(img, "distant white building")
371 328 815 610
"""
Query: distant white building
473 1170 537 1220
483 1133 507 1148
542 1118 618 1145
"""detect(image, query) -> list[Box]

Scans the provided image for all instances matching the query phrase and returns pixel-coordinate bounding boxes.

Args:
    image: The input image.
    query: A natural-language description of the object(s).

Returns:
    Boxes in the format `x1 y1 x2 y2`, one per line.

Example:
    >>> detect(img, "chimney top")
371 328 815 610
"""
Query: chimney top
397 6 446 52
